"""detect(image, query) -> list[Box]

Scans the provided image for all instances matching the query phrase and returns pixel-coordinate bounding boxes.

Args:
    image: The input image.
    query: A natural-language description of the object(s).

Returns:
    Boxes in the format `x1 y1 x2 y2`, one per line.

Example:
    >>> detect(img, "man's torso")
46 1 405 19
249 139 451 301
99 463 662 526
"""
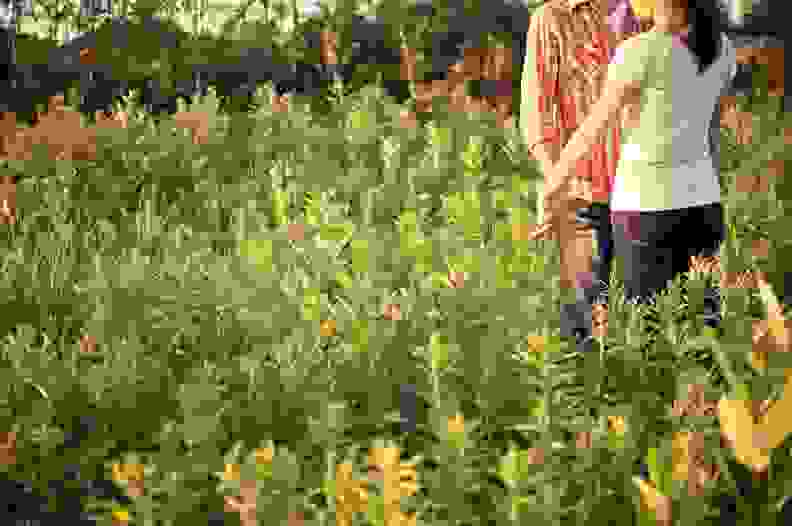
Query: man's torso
532 0 645 203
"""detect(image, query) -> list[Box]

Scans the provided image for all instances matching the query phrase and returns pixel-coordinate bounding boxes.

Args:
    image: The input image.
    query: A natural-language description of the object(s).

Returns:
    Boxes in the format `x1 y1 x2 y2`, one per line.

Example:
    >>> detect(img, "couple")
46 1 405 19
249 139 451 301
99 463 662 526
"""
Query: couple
522 0 736 349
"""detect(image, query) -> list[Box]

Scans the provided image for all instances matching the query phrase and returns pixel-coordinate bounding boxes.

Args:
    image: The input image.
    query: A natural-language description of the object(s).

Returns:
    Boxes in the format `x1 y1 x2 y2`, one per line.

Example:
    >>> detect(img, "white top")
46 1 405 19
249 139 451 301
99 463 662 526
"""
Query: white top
609 31 738 212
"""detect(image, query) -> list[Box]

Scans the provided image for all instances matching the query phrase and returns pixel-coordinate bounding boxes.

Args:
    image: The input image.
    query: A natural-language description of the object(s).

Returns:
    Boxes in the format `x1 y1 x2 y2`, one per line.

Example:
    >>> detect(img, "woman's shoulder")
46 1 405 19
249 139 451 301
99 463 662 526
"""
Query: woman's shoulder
616 31 657 55
610 32 654 67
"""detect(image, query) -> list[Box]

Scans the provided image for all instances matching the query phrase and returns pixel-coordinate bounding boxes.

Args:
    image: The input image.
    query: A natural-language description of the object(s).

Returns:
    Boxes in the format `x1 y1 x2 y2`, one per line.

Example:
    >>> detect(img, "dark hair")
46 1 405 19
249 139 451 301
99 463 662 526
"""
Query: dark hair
687 0 726 74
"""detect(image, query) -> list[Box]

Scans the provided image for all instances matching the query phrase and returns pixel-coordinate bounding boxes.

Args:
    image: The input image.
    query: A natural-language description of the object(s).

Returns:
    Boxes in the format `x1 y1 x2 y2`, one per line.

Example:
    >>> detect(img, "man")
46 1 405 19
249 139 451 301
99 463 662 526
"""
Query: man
521 0 646 352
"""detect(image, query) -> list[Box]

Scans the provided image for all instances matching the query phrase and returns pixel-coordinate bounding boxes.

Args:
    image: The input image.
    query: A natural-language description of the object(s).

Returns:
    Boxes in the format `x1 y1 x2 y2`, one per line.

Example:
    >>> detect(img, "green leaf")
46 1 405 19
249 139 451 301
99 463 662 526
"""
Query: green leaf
429 125 452 149
256 463 273 480
735 382 752 401
320 223 354 242
304 192 322 226
335 271 354 289
529 398 545 418
349 109 374 131
647 445 673 496
271 189 289 227
413 239 433 273
367 494 386 526
351 239 369 273
302 287 322 321
351 320 369 353
429 332 451 371
240 239 274 272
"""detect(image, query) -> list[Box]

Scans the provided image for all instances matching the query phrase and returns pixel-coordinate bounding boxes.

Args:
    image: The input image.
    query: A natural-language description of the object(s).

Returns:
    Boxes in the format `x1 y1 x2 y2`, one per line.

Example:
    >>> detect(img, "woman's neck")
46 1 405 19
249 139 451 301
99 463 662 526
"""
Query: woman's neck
653 11 688 34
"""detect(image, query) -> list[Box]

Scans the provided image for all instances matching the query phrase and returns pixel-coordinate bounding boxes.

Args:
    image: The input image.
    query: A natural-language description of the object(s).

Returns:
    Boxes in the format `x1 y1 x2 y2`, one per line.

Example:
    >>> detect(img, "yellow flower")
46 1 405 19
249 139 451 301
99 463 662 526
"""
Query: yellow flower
367 447 419 526
335 461 369 524
767 319 786 341
671 432 691 481
111 508 130 522
608 416 626 435
634 477 662 513
447 414 465 435
223 463 240 481
526 335 545 353
255 447 274 464
368 447 419 500
320 319 336 337
752 349 769 370
112 463 144 482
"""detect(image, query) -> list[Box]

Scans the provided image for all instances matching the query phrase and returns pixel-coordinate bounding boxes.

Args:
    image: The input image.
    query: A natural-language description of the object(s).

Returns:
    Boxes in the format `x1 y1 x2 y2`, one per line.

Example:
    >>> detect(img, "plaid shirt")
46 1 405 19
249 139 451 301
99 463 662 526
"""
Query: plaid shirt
520 0 645 204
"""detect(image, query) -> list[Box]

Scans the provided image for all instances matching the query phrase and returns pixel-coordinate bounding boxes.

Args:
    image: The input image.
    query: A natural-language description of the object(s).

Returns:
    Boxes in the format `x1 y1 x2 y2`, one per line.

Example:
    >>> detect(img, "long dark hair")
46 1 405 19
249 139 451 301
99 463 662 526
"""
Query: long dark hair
687 0 726 74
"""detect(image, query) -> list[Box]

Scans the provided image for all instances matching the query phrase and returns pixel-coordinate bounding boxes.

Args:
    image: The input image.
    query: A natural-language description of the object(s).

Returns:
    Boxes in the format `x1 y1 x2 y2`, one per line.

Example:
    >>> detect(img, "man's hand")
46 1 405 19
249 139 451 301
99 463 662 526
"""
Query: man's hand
530 175 592 240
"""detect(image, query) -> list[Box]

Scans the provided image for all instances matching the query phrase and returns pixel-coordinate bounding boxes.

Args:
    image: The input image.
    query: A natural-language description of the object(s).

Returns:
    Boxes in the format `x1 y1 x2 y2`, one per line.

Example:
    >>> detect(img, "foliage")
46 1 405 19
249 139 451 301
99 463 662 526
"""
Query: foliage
2 1 791 525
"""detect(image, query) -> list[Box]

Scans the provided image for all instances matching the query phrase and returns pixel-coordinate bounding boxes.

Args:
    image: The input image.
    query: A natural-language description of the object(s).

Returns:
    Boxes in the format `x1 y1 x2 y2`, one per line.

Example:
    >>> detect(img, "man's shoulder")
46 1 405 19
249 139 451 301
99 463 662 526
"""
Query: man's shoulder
531 0 602 29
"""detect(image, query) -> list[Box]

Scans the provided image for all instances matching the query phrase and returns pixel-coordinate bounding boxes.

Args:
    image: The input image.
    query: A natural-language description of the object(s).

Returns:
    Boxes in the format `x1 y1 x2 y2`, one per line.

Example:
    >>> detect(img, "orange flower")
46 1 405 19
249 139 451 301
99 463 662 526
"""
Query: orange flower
526 335 546 353
126 479 145 498
447 271 465 288
511 223 535 241
320 319 336 337
255 447 274 464
0 431 16 465
752 239 770 259
608 416 626 435
526 446 545 464
224 463 240 481
173 111 209 145
111 508 130 525
368 447 419 526
767 159 785 179
335 461 368 526
272 94 291 113
447 414 465 434
383 303 402 321
80 335 97 353
112 463 144 482
576 431 592 449
287 223 305 241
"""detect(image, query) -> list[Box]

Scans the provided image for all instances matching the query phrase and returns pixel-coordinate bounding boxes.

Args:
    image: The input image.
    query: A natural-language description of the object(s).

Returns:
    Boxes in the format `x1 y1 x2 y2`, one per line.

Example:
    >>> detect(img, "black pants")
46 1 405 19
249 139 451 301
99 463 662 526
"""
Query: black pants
611 203 725 305
577 202 613 305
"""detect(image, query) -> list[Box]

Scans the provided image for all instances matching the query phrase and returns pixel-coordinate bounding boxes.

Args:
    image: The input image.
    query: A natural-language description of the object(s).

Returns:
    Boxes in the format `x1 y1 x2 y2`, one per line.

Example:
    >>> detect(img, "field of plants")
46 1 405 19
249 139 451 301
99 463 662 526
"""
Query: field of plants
1 1 791 525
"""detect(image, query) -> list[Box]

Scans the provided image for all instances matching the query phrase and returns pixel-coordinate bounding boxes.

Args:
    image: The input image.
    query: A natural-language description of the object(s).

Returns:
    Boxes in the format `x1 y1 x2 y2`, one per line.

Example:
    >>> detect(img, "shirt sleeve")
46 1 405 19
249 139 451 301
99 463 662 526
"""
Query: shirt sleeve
519 6 562 162
607 35 650 85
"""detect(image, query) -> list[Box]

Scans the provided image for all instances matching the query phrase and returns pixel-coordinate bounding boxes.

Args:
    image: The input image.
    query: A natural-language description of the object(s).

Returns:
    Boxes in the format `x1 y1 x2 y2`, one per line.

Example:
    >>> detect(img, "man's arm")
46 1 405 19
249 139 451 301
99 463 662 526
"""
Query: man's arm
520 6 561 176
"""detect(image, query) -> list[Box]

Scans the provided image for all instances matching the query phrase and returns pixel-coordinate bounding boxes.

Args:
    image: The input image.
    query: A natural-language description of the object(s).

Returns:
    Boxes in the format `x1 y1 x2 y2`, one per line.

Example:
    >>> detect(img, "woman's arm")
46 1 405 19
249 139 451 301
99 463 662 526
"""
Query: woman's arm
543 38 644 203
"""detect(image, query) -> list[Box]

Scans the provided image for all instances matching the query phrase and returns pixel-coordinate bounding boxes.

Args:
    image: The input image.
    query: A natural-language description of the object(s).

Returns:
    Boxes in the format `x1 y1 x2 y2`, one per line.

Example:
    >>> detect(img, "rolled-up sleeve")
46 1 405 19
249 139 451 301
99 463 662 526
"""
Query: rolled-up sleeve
520 7 562 164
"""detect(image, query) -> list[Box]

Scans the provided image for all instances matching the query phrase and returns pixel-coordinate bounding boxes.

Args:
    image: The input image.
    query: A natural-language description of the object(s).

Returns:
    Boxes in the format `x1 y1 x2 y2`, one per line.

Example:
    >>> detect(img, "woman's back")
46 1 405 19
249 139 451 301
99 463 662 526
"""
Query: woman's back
610 29 737 212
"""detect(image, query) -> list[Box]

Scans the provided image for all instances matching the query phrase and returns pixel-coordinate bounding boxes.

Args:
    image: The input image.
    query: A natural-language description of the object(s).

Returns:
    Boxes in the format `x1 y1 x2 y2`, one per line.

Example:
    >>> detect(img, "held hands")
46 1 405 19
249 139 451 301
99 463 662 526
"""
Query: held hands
529 164 592 240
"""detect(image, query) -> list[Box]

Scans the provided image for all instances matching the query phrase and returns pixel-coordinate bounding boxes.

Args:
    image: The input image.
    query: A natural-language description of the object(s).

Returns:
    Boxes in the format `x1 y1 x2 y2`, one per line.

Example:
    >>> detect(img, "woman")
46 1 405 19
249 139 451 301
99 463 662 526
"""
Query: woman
543 0 736 308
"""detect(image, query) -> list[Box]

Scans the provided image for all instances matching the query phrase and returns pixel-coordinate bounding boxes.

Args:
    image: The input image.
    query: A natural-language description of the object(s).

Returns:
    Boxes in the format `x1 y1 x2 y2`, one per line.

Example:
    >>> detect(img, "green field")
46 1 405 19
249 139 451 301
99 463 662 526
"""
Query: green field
2 3 792 525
